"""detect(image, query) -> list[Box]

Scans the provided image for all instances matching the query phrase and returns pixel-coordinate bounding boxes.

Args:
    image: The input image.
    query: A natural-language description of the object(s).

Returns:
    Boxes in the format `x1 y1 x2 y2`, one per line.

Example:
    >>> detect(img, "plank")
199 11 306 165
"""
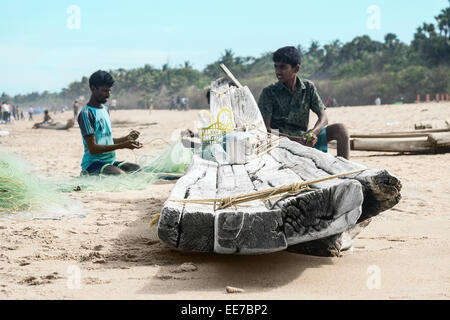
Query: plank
177 159 218 252
350 137 433 152
427 132 450 149
245 153 364 246
214 164 287 254
219 63 243 88
276 138 401 222
158 155 214 248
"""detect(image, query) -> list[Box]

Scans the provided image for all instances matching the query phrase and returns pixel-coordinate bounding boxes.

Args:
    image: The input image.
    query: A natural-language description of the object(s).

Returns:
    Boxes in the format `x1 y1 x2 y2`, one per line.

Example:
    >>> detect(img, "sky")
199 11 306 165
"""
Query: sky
0 0 448 95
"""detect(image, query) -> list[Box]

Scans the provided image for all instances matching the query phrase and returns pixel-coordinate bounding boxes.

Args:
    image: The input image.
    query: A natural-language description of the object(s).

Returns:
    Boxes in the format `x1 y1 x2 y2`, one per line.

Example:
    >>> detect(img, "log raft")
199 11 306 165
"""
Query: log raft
157 77 402 256
158 139 401 255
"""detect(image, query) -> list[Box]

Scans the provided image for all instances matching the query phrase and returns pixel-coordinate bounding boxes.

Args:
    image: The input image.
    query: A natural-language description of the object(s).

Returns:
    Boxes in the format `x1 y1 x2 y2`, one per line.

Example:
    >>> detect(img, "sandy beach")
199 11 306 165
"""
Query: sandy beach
0 102 449 300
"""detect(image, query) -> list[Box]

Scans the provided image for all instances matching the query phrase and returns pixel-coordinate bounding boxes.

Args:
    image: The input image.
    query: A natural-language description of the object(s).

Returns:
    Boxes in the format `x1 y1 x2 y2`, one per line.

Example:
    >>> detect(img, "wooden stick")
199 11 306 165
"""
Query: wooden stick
351 128 450 138
219 64 243 88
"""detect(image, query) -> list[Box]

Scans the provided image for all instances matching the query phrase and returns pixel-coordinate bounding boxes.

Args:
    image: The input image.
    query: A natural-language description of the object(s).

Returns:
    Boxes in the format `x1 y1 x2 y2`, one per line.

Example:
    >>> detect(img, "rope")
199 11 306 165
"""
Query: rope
168 168 366 210
149 213 160 227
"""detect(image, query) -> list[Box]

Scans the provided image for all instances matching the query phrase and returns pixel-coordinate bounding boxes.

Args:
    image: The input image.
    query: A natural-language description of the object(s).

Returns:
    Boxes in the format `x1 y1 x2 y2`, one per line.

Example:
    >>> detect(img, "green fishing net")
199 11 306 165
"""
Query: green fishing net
0 141 193 218
57 141 193 193
0 151 82 219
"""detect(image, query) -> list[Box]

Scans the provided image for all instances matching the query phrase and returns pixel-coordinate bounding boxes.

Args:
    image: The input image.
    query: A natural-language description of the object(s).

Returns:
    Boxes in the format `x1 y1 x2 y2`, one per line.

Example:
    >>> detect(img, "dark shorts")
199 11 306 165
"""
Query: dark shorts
313 127 328 153
85 161 126 175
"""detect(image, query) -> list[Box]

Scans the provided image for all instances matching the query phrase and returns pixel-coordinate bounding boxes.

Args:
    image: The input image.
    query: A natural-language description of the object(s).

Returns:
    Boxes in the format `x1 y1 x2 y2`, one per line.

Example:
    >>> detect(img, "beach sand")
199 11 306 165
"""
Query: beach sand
0 102 449 300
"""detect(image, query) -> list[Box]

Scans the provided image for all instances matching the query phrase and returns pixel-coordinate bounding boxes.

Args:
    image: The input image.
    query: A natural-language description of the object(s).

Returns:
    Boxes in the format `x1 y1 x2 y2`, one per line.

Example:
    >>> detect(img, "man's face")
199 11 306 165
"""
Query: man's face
274 62 300 84
91 85 112 104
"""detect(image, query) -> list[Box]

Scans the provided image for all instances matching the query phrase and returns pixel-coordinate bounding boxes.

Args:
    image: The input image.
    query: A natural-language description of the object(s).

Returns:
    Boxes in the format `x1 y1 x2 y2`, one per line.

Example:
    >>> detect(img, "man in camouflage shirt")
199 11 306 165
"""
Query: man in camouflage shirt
258 46 350 159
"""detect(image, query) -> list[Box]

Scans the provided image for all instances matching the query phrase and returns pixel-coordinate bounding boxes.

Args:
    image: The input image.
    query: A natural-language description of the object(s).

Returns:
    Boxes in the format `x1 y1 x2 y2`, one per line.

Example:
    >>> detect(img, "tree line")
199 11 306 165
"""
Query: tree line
2 2 449 108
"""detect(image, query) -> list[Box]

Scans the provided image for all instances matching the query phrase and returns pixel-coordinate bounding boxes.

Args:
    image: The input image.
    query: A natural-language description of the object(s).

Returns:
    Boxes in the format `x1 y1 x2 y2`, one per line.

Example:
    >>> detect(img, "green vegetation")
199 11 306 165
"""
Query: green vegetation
3 2 449 108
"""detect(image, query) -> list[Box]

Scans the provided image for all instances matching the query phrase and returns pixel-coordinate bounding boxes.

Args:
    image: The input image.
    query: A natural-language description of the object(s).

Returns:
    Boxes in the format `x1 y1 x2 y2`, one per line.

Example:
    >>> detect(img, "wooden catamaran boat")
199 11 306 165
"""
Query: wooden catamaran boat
156 68 402 256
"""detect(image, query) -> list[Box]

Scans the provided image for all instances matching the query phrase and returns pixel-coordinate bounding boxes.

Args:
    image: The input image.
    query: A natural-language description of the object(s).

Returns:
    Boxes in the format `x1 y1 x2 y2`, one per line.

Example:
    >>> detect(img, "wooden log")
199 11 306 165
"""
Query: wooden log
351 128 450 138
414 119 450 130
158 155 214 248
219 63 243 88
245 154 364 246
350 137 433 152
427 132 450 149
276 138 402 222
177 159 218 252
351 133 430 139
287 218 372 257
228 85 267 134
214 164 287 254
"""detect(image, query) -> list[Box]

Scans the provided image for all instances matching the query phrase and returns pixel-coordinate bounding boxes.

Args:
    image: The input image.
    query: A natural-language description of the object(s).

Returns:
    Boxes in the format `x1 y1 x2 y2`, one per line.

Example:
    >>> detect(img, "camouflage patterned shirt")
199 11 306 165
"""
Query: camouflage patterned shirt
258 77 326 137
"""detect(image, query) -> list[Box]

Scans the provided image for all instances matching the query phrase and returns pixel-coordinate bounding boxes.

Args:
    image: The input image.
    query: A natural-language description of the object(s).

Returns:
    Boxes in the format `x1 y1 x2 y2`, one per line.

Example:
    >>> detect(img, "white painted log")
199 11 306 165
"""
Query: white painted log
277 138 401 221
244 153 364 245
158 155 216 248
214 164 287 254
177 160 218 252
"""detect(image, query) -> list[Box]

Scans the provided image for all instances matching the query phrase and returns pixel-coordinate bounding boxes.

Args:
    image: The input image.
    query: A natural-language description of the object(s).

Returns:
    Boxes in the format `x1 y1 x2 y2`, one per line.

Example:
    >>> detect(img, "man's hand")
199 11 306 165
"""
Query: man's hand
289 136 307 145
126 130 140 141
303 132 318 147
289 132 318 147
122 140 143 150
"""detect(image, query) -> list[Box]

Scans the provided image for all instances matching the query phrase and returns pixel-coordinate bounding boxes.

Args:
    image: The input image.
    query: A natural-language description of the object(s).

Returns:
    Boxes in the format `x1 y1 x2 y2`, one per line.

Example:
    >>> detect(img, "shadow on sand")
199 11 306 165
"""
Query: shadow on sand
101 196 335 295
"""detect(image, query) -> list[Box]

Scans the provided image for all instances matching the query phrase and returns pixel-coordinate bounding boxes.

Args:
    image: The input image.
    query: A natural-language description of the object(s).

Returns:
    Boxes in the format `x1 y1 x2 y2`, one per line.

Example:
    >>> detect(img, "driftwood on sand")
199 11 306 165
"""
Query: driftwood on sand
157 77 402 256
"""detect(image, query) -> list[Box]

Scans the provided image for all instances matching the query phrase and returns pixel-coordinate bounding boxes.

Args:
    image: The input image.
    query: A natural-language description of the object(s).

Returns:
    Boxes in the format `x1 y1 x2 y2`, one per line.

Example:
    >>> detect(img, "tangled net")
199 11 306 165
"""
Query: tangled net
0 152 74 217
57 140 194 193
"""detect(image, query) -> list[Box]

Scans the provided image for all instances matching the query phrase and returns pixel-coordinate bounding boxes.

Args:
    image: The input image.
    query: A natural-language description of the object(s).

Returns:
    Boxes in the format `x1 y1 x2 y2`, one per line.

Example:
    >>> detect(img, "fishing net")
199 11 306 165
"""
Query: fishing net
0 151 84 220
0 140 193 218
57 140 194 193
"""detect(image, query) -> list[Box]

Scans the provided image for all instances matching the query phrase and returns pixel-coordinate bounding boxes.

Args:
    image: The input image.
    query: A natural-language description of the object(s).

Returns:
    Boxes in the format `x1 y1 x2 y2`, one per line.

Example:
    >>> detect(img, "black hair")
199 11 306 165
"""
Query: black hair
89 70 115 88
273 46 301 67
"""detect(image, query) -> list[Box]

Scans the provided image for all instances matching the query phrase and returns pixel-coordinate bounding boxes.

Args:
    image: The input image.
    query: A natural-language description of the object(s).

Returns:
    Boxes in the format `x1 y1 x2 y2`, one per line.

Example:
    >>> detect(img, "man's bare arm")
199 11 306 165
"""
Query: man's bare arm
263 117 306 144
85 135 142 154
308 109 328 136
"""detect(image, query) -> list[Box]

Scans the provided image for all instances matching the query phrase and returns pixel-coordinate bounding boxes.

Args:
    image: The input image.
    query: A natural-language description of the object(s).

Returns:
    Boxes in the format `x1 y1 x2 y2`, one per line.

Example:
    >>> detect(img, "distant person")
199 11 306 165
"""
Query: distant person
32 110 53 128
77 70 143 176
332 97 338 107
181 97 188 110
375 97 381 105
258 46 350 159
11 105 16 121
0 102 5 123
325 96 332 108
176 96 181 110
15 105 21 120
28 107 34 120
170 96 176 110
73 100 79 118
3 103 10 123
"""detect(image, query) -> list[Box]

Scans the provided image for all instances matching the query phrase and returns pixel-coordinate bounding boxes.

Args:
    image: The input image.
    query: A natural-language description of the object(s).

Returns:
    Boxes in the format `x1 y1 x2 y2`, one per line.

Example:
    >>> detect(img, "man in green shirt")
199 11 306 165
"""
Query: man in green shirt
258 46 350 159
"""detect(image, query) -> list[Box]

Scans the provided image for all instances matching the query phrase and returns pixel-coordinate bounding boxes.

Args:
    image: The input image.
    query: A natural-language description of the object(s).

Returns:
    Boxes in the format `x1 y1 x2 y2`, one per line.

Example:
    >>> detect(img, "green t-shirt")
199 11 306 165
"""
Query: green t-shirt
77 105 116 170
258 77 326 137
